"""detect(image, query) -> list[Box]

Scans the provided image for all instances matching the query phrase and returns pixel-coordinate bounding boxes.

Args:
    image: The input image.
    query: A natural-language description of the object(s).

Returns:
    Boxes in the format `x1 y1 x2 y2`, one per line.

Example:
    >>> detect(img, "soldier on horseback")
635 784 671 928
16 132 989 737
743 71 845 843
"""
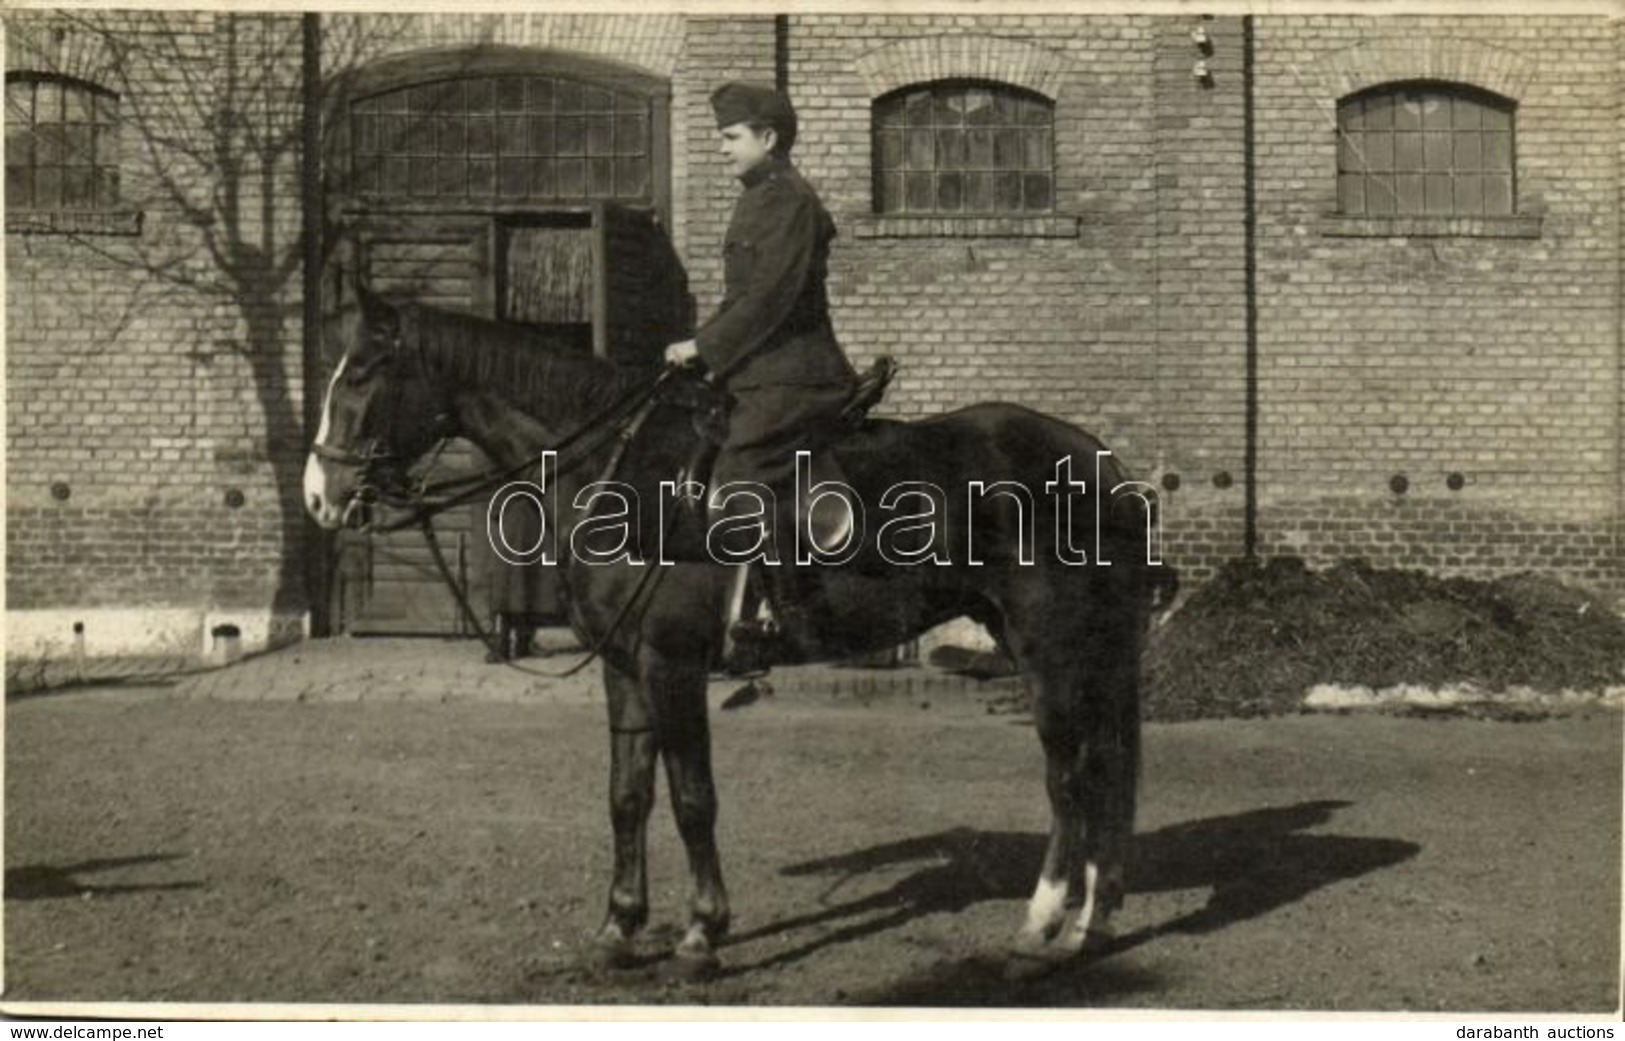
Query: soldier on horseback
664 82 859 671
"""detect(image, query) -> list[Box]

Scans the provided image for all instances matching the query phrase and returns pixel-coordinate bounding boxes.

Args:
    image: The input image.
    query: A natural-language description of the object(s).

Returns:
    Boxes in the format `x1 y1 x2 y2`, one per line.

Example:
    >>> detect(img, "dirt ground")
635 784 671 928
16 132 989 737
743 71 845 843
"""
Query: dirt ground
4 676 1619 1015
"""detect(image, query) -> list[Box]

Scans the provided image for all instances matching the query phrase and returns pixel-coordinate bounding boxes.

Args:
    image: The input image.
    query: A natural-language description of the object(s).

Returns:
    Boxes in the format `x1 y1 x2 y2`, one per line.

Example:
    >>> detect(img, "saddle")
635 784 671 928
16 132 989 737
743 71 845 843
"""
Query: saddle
676 355 897 549
668 359 897 675
838 355 899 428
675 355 896 450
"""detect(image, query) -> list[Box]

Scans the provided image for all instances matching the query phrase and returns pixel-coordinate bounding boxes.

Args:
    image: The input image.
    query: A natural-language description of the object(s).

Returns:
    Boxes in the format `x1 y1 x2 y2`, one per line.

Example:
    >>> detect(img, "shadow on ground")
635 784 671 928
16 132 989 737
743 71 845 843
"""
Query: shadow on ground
716 800 1418 1005
5 854 203 900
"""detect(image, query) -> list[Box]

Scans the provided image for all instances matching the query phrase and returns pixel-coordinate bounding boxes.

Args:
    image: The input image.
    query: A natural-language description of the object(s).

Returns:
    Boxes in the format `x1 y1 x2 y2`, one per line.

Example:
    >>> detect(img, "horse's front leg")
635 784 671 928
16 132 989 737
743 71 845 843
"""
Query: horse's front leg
593 662 659 970
647 651 731 978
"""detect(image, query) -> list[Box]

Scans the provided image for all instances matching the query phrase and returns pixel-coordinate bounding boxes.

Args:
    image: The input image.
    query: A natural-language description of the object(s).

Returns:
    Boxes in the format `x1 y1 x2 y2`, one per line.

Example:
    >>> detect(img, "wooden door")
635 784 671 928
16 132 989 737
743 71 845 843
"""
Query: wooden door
327 207 690 634
331 219 497 635
322 52 679 639
594 203 692 366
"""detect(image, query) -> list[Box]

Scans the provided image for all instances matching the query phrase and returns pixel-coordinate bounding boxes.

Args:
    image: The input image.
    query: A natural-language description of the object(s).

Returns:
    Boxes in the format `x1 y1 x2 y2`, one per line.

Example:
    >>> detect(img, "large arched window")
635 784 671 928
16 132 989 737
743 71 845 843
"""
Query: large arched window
1336 81 1515 217
5 73 120 211
872 80 1054 215
350 73 655 206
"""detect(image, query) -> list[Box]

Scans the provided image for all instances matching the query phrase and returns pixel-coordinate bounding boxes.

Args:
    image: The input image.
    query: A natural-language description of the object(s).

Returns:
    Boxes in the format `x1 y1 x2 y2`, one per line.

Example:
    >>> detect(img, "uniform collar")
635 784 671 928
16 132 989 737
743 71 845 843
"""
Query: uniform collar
738 154 789 189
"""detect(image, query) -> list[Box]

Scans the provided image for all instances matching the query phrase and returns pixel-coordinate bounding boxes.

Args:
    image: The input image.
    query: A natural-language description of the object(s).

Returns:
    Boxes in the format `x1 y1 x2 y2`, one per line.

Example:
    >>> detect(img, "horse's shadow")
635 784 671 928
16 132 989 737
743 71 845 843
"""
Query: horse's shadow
4 854 203 901
720 800 1419 1004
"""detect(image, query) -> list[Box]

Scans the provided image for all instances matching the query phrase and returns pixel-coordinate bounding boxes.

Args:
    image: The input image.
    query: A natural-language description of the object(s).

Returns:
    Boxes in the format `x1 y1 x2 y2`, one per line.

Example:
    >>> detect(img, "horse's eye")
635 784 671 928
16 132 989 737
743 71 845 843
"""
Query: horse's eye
344 354 388 384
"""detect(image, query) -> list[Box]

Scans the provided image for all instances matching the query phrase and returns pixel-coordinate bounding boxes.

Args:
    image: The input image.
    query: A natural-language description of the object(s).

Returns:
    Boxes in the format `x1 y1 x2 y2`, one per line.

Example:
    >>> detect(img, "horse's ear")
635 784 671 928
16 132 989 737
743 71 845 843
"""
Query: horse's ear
354 263 377 302
330 235 373 307
348 264 385 315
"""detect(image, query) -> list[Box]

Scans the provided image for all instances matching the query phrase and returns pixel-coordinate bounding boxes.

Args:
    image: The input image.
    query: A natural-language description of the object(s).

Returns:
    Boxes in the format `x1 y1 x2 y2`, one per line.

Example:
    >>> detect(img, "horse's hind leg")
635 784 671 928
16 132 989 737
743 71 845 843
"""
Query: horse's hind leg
1008 660 1090 968
647 651 731 977
592 661 659 969
1055 647 1139 956
1003 590 1141 973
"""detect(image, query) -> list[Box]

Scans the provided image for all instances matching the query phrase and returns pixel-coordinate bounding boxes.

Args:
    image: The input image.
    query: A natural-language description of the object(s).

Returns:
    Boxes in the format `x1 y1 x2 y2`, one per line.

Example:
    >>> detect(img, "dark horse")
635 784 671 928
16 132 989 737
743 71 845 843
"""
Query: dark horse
303 282 1170 978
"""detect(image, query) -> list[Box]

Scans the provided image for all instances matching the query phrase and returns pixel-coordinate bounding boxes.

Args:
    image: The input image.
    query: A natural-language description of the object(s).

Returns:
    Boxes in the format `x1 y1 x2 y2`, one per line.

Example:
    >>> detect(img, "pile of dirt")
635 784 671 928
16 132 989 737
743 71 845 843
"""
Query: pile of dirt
1142 558 1625 722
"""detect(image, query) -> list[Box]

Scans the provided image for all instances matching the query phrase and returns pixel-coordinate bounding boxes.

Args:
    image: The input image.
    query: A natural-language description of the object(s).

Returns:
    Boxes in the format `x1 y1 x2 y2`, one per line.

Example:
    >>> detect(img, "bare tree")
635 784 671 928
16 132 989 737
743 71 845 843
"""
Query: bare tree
15 11 433 633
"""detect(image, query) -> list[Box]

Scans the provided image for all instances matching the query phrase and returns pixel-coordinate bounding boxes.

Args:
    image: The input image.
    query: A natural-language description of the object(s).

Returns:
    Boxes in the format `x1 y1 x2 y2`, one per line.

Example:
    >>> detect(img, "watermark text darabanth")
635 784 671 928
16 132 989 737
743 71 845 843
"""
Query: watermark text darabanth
485 450 1165 568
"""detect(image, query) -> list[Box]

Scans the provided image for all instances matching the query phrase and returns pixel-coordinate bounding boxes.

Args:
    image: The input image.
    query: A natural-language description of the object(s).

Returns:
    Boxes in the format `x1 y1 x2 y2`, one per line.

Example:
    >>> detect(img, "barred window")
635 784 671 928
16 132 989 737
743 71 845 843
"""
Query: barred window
1336 82 1515 217
351 75 653 205
5 74 121 211
873 81 1054 215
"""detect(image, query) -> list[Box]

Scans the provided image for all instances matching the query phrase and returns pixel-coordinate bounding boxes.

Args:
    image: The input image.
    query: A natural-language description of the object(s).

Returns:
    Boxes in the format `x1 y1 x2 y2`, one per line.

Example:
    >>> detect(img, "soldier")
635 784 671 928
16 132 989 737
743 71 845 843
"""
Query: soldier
665 81 858 669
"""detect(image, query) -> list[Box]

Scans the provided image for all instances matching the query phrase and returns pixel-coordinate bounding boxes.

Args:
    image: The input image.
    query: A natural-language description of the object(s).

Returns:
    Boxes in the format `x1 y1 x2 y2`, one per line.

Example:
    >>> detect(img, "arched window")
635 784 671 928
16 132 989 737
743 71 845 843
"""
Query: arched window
1336 81 1515 217
350 74 654 205
872 80 1054 215
5 73 121 211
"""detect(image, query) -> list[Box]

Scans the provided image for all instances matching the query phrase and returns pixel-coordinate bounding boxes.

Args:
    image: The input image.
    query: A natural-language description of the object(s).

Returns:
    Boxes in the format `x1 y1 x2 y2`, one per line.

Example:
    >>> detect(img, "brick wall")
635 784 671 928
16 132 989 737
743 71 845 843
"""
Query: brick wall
787 15 1161 446
672 16 778 320
322 12 685 77
6 11 1620 659
1149 16 1251 581
1252 15 1622 593
5 12 309 647
786 15 1259 581
1617 11 1624 592
6 11 701 655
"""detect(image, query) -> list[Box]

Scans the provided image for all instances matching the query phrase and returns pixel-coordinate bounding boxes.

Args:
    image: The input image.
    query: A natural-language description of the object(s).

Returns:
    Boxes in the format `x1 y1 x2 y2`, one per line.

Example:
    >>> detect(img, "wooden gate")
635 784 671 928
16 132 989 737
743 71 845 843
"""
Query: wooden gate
331 218 493 635
328 204 689 635
322 50 682 637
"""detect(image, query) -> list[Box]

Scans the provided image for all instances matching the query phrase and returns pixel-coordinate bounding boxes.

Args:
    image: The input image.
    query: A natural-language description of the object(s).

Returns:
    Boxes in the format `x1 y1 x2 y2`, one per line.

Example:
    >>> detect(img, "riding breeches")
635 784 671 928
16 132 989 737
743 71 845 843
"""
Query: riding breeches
709 381 851 492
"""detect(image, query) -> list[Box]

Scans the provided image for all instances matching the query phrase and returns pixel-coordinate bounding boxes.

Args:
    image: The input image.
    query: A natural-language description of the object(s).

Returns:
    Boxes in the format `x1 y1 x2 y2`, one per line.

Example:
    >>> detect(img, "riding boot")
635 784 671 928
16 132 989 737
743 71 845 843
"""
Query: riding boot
722 561 835 672
716 489 839 673
762 562 837 656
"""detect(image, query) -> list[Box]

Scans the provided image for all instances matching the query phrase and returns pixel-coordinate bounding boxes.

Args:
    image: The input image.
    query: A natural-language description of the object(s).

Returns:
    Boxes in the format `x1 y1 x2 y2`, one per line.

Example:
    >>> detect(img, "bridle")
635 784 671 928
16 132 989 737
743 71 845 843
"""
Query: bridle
311 308 480 528
310 436 401 530
312 303 682 675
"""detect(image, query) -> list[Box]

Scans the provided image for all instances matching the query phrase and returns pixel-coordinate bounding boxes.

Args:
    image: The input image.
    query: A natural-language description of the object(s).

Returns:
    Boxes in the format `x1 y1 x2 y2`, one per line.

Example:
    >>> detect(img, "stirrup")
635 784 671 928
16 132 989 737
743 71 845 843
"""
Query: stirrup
719 617 782 677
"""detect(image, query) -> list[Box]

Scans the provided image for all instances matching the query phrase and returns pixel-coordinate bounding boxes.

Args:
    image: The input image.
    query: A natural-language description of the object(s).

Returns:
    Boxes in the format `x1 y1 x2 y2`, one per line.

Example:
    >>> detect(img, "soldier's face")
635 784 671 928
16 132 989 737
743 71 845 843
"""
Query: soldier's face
719 123 776 178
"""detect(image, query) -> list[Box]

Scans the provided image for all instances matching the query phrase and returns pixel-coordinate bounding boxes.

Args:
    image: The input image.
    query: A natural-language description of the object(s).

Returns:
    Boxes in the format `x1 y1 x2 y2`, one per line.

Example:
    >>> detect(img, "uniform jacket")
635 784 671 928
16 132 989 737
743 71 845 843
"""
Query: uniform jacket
694 156 856 390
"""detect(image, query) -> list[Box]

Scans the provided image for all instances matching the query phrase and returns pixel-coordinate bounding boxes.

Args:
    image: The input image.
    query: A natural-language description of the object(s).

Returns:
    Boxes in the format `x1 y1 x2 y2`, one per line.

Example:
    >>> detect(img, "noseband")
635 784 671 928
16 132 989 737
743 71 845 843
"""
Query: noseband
309 297 679 675
310 438 393 468
314 295 675 538
312 308 461 522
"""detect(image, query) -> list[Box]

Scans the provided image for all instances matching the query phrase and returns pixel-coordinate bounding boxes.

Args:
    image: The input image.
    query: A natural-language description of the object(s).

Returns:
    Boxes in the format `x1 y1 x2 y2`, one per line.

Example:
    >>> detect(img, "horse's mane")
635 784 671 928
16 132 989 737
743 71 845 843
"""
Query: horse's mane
401 300 651 424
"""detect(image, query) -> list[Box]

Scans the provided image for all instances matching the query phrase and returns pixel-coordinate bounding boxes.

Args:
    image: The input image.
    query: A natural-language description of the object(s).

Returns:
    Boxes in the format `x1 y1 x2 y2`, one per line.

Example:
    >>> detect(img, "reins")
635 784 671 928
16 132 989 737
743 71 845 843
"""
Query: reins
316 288 704 678
345 357 682 679
369 368 675 532
416 383 676 682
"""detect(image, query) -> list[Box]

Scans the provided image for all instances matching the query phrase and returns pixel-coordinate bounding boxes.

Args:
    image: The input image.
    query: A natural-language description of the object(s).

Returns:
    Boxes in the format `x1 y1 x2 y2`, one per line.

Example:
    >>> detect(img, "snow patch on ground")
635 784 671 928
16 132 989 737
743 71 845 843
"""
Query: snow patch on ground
1304 682 1625 710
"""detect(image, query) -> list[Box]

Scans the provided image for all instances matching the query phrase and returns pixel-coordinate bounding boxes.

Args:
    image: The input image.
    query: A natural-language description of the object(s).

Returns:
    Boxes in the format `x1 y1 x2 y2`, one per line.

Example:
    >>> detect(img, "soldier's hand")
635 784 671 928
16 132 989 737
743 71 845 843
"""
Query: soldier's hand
664 340 701 368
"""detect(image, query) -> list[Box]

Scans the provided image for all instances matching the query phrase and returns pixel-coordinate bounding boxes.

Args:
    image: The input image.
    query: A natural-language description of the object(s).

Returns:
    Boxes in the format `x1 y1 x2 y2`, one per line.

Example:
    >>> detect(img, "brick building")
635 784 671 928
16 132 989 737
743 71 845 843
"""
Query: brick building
5 7 1622 660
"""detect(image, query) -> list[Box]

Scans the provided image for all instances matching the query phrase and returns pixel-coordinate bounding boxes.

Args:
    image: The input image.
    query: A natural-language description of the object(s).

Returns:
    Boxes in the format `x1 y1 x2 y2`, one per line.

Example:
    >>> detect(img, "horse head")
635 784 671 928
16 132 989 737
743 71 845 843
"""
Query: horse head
303 274 457 531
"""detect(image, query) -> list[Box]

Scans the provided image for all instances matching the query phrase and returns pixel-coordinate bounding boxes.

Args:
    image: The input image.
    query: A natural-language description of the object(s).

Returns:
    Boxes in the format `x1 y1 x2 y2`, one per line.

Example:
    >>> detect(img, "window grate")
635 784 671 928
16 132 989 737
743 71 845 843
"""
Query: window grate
872 80 1054 216
1336 83 1515 218
351 75 653 205
5 74 121 212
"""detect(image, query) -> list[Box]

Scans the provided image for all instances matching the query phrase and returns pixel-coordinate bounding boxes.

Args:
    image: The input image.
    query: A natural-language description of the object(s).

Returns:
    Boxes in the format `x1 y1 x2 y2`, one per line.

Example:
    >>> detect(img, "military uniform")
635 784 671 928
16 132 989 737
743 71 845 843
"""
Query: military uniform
696 155 856 493
690 82 858 667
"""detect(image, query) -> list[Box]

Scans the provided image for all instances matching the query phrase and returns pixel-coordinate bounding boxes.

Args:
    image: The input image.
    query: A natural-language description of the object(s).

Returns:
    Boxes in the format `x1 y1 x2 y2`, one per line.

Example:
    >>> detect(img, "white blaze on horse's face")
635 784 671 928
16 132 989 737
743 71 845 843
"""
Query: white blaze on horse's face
304 354 357 530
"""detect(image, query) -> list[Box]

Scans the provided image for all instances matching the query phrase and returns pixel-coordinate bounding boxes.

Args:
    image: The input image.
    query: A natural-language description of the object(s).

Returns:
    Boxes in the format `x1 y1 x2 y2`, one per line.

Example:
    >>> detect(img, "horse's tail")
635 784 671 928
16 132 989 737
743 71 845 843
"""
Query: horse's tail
1148 562 1181 614
1032 412 1179 615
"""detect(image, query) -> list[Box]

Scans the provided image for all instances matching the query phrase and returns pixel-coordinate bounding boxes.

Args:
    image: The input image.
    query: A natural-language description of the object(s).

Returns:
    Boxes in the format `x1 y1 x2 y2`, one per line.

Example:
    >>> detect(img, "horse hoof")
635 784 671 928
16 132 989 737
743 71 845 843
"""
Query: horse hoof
1082 926 1116 956
667 948 720 982
587 935 637 974
720 682 762 711
1004 945 1072 983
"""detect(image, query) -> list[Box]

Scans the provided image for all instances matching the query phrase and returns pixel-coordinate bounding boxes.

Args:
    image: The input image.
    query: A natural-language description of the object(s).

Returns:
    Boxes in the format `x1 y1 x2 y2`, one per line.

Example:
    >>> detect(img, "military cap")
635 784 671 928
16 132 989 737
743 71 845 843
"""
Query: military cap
710 81 797 151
